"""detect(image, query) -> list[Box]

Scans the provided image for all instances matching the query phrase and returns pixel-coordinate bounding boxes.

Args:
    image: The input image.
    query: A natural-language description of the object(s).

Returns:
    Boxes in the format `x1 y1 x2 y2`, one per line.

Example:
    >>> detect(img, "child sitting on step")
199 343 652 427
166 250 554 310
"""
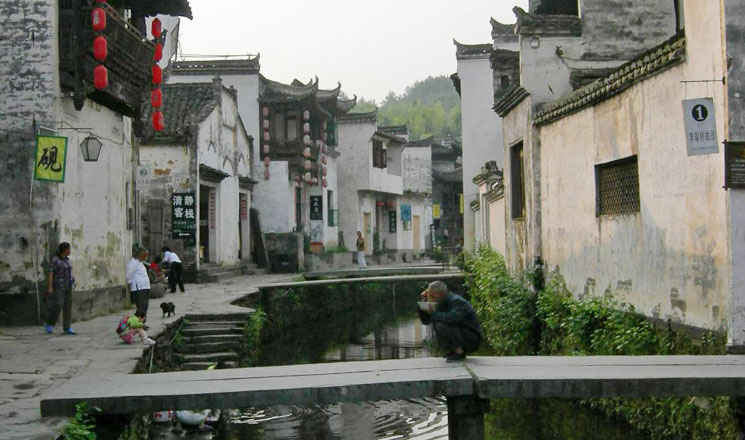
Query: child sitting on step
118 310 156 346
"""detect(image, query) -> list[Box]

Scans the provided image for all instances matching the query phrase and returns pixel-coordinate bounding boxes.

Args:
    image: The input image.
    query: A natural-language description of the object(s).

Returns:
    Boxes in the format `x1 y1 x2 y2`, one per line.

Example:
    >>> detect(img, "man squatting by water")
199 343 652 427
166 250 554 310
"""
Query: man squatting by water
419 281 482 362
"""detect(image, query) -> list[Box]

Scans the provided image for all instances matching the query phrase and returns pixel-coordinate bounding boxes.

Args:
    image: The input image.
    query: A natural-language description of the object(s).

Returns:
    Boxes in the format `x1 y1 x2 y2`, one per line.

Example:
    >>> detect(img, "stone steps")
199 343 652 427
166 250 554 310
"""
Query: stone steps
178 352 239 364
185 320 246 328
175 341 241 354
183 334 244 345
180 361 238 371
181 327 244 337
185 312 251 322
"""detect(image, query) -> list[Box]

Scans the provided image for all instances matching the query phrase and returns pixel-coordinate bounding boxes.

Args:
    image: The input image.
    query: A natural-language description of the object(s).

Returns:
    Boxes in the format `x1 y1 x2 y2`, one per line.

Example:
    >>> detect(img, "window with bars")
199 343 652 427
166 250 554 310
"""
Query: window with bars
510 142 525 219
373 140 386 168
596 156 640 216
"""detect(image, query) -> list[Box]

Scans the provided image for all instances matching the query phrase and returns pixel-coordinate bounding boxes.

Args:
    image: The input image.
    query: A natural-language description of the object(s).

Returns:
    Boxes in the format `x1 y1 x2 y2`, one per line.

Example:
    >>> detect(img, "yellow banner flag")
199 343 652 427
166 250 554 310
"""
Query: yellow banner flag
34 136 68 182
433 204 441 219
459 194 464 215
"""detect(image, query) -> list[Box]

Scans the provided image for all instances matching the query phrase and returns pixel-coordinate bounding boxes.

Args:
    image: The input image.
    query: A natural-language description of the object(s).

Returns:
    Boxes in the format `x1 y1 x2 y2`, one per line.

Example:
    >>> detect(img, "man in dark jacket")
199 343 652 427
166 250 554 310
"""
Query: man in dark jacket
419 281 482 362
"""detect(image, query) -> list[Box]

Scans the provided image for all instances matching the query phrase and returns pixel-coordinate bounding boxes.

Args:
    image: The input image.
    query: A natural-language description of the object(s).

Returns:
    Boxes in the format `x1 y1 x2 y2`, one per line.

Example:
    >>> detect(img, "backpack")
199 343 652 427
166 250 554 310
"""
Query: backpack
116 315 130 334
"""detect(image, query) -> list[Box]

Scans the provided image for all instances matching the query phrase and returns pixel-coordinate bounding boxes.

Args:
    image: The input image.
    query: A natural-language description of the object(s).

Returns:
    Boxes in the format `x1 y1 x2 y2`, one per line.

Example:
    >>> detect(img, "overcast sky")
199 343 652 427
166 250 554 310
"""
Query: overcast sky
178 1 528 103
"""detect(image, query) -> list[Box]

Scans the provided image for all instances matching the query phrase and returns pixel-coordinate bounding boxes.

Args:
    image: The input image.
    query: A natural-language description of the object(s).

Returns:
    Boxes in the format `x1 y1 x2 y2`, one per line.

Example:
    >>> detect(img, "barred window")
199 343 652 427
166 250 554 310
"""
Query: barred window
510 142 525 219
596 156 640 216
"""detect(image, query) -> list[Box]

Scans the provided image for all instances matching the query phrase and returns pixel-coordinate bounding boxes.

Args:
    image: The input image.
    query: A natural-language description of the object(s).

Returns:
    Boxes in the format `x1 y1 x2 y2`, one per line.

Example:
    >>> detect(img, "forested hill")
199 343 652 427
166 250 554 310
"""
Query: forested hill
350 75 461 141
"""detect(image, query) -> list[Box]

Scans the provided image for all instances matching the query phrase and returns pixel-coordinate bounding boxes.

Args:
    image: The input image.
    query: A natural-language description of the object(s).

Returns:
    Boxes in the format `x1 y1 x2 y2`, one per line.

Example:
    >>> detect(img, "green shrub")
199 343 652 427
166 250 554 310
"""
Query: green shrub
60 401 100 440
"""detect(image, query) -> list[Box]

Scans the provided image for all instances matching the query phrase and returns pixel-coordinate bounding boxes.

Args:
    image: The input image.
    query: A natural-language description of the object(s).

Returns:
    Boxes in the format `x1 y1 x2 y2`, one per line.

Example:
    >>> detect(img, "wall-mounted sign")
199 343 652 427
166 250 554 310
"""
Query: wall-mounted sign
240 196 248 220
209 190 216 230
683 98 719 156
172 192 196 240
34 135 68 182
401 204 411 221
389 211 397 233
136 165 152 190
310 195 323 220
725 142 745 189
433 204 441 219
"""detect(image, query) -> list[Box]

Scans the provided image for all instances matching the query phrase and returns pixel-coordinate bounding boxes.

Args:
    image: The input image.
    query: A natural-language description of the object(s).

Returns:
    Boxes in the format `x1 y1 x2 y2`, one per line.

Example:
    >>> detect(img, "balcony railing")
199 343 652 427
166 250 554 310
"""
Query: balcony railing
59 1 155 117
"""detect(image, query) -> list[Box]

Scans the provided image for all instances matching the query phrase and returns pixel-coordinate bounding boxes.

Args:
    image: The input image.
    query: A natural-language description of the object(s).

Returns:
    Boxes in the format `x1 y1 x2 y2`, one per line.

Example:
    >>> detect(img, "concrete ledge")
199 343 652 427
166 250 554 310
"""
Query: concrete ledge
259 273 465 290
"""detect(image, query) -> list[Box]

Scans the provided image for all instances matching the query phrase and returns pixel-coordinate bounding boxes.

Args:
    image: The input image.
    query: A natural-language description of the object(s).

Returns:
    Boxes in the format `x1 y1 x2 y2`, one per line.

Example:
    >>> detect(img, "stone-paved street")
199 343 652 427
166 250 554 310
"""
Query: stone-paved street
0 273 293 440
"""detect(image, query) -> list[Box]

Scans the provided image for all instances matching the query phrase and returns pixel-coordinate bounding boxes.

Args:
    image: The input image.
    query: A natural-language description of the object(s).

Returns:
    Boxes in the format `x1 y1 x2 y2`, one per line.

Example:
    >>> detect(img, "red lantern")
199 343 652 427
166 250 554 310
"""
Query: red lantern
322 156 327 165
322 178 328 188
376 201 383 208
303 147 311 158
91 8 106 32
153 43 163 61
93 65 108 90
153 111 165 131
263 157 270 167
263 145 270 154
304 160 311 170
93 36 107 61
152 65 163 84
94 0 107 3
322 167 327 176
151 88 162 108
263 132 270 142
264 169 270 180
151 18 162 38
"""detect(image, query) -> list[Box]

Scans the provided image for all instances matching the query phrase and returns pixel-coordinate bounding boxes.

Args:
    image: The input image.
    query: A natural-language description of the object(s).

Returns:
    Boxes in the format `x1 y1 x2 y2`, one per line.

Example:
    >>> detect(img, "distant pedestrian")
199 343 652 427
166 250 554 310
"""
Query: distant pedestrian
162 247 184 293
126 248 151 317
356 231 367 269
44 242 76 335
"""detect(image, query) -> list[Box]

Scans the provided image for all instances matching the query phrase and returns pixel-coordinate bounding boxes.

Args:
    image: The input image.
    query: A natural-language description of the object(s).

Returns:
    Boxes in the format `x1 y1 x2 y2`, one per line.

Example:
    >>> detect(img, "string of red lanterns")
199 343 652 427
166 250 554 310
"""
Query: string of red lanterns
151 18 165 131
262 106 271 179
92 1 108 90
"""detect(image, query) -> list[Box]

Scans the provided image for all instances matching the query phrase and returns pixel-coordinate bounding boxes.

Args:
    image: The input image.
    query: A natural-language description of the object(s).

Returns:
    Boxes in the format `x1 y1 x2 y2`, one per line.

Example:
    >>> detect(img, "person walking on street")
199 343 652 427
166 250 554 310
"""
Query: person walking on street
356 231 367 269
418 281 482 362
44 242 76 335
162 246 184 293
126 248 151 317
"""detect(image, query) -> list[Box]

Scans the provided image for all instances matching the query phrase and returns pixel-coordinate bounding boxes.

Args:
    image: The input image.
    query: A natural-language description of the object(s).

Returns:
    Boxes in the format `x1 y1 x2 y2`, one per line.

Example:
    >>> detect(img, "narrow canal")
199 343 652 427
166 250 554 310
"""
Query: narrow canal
152 280 649 439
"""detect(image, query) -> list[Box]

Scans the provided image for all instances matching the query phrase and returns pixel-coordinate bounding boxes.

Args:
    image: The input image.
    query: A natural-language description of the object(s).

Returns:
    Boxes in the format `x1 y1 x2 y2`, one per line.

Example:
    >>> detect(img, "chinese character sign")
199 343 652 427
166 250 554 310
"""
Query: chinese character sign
401 204 412 221
34 136 68 182
682 98 719 156
310 196 323 220
172 192 197 240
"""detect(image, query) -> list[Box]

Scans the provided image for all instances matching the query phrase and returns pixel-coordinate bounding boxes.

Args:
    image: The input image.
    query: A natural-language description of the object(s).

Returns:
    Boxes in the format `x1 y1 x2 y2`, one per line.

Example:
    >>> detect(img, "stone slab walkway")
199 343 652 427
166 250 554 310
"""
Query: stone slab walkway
0 272 292 440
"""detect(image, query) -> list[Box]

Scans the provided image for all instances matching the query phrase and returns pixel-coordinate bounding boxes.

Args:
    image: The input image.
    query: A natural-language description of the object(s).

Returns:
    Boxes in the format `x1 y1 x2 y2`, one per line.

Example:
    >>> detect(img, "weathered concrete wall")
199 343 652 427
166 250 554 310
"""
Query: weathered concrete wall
537 0 728 331
456 55 503 253
337 119 376 249
403 146 432 194
488 195 506 256
725 0 745 347
502 98 539 276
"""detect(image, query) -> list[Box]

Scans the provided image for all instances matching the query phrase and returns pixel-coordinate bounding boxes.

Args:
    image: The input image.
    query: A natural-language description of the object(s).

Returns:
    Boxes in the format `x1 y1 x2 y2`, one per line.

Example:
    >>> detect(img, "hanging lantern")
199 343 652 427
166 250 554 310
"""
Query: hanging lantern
303 147 311 158
262 120 270 129
304 160 311 170
152 65 163 84
151 18 162 38
264 168 270 179
262 106 269 116
387 201 395 209
263 131 270 142
91 7 106 32
304 172 312 182
94 0 107 3
322 167 327 176
312 177 318 185
322 178 328 188
376 201 384 207
93 65 108 90
151 88 163 108
303 122 310 134
263 157 270 167
93 36 107 61
152 111 165 131
263 144 270 154
322 156 327 165
303 135 311 145
303 110 310 121
154 42 163 61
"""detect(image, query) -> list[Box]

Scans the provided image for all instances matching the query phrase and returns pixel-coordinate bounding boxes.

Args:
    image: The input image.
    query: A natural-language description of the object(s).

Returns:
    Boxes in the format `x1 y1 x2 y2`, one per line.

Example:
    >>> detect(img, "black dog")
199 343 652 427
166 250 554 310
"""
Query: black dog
160 302 176 318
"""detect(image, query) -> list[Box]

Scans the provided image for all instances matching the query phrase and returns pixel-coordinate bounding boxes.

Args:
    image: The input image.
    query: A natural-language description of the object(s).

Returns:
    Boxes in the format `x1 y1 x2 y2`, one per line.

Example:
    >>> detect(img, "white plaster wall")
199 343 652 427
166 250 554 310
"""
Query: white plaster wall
398 195 430 252
538 0 727 330
252 161 293 233
215 176 240 265
168 72 261 166
403 147 433 194
386 143 403 177
337 120 375 248
56 98 134 290
457 55 503 252
488 196 506 256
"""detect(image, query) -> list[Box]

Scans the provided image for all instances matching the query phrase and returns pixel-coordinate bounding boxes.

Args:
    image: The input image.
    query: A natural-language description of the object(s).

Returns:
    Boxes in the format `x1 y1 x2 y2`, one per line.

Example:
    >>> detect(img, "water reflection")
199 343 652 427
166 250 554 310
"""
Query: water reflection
324 318 434 362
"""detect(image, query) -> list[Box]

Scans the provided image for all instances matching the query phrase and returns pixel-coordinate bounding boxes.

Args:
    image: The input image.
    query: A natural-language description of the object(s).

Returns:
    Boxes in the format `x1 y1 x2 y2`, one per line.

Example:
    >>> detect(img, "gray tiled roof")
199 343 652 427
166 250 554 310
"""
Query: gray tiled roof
141 81 221 142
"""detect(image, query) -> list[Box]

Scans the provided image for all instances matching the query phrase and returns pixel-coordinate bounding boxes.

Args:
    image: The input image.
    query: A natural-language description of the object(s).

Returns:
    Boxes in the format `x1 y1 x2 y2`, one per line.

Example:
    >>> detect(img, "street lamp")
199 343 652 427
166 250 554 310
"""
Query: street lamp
80 136 102 162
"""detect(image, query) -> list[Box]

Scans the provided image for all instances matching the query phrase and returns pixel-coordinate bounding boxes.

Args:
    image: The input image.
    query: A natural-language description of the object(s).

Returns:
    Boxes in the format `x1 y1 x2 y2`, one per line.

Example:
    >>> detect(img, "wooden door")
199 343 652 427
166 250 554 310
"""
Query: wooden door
147 201 164 254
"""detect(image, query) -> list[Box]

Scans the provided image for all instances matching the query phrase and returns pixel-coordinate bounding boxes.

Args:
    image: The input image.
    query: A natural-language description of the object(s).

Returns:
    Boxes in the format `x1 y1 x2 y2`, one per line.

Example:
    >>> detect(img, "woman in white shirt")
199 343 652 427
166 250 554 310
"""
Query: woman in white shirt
126 248 151 317
162 246 185 293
